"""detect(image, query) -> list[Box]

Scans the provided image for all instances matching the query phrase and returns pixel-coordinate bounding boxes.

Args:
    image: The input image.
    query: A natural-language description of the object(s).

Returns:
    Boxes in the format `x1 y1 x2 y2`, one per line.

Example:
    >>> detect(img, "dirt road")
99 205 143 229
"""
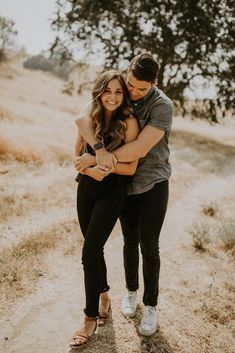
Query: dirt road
0 63 234 353
1 130 234 353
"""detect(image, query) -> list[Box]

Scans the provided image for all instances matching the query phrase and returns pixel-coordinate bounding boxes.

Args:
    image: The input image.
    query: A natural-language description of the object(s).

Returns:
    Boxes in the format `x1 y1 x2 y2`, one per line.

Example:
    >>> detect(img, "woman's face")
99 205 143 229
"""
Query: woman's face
100 78 124 113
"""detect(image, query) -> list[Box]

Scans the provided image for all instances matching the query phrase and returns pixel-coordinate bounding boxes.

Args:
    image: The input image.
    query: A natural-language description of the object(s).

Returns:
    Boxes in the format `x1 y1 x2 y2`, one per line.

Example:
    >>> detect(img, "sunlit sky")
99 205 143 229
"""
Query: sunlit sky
0 0 56 54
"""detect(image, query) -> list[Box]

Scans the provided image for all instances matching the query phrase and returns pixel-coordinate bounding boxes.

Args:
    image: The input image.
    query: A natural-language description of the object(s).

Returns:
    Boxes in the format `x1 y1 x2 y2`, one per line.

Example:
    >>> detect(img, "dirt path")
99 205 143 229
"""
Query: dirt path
1 142 234 353
0 63 234 353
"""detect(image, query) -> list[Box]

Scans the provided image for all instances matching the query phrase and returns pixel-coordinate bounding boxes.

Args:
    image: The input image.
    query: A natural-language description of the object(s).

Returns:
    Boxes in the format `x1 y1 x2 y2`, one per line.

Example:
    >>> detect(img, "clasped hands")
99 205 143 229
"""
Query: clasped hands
74 151 117 182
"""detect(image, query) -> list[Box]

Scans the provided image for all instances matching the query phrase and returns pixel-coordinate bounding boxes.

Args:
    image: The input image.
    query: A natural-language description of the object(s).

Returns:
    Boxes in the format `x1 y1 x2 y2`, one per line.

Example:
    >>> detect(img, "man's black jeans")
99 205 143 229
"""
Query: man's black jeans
119 180 169 307
77 174 126 317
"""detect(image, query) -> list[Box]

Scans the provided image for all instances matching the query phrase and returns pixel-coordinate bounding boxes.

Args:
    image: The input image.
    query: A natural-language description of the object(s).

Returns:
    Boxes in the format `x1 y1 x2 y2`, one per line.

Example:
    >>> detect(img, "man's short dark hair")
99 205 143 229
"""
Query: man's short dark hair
129 53 159 82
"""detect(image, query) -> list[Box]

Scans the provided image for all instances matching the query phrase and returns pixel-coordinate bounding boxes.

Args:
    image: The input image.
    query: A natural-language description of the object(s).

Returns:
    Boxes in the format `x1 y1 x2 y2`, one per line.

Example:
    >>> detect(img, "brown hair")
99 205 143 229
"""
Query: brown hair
129 53 159 82
89 70 132 151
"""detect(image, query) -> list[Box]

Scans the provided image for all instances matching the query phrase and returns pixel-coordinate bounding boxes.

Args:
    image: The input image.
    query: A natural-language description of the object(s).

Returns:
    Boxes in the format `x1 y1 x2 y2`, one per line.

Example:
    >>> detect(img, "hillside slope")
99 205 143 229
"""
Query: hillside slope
0 60 234 353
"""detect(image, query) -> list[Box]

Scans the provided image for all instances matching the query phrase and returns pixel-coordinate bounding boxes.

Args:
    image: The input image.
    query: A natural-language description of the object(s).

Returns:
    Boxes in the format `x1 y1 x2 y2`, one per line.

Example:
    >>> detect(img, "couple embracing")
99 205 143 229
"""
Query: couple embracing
70 53 173 349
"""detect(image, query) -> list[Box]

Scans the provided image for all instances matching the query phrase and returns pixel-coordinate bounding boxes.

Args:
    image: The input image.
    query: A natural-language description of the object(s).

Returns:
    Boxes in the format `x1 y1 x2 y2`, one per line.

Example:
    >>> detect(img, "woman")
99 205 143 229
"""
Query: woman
70 70 139 349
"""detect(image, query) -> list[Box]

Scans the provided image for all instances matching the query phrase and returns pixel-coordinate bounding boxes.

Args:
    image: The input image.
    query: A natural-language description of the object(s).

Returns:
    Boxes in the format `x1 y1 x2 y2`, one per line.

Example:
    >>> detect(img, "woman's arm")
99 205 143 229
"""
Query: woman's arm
76 118 116 169
75 117 139 176
113 116 139 176
75 130 84 157
74 130 108 181
83 165 110 181
74 122 97 172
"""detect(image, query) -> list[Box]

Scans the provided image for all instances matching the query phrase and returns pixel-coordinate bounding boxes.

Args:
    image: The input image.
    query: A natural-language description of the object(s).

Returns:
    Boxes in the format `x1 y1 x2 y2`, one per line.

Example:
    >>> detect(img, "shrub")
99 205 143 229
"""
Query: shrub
0 16 17 64
200 201 221 218
187 219 211 251
217 218 235 252
62 80 74 95
23 52 72 80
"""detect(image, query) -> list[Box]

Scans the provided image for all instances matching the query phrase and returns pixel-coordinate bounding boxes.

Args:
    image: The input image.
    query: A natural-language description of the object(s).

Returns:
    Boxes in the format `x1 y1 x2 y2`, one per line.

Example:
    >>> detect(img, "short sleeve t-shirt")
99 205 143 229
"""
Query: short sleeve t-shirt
127 87 173 195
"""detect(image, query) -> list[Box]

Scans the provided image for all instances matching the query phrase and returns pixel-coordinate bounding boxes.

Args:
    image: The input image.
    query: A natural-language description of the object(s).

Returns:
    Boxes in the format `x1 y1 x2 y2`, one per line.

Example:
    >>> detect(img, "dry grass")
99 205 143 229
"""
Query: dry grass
187 219 211 251
200 201 221 218
1 59 235 353
0 60 79 165
0 230 56 303
0 121 74 164
0 163 75 223
217 218 235 255
173 116 235 147
0 106 19 122
0 220 79 309
187 215 235 258
170 130 235 175
0 132 43 163
0 192 31 220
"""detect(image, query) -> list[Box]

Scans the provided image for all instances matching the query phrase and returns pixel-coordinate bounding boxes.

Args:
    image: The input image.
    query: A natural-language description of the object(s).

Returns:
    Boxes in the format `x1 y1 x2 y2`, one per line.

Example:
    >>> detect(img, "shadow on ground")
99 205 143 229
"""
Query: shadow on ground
68 309 118 353
132 306 174 353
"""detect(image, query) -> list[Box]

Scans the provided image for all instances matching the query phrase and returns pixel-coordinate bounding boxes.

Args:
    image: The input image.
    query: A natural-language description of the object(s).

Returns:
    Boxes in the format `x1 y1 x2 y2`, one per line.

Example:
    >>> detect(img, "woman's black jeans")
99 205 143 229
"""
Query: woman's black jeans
119 180 169 307
77 174 126 317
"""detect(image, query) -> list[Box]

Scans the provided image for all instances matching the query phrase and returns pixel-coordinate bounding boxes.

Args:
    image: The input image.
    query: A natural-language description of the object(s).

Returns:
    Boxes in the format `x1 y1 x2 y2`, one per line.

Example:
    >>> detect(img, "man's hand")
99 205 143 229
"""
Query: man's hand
74 153 95 173
95 148 117 171
86 165 112 181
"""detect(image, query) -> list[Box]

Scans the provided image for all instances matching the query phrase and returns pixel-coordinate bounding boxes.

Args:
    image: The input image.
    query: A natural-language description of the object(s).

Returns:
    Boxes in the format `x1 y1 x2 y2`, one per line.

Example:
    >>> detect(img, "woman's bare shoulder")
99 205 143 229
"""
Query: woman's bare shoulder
75 116 86 126
124 114 139 142
124 114 137 123
125 114 138 127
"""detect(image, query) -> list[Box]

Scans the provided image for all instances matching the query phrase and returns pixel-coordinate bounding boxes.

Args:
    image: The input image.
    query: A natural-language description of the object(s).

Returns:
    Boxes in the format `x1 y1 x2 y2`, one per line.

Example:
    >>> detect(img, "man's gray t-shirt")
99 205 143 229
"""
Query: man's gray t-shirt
127 86 173 195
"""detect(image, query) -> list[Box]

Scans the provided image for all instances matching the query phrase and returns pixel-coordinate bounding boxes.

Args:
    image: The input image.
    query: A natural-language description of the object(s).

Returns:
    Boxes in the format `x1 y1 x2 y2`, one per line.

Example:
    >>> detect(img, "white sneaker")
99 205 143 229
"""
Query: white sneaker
139 306 157 336
120 291 137 318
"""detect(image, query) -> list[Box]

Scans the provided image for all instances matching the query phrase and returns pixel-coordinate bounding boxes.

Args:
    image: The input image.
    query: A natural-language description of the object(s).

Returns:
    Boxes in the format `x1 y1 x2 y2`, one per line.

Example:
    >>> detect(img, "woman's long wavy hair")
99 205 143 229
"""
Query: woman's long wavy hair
89 70 132 151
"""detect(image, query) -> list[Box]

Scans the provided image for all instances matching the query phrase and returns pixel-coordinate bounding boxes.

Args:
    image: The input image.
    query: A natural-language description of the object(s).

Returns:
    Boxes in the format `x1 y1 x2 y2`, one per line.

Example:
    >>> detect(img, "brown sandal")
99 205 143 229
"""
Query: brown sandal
69 317 97 349
98 294 111 326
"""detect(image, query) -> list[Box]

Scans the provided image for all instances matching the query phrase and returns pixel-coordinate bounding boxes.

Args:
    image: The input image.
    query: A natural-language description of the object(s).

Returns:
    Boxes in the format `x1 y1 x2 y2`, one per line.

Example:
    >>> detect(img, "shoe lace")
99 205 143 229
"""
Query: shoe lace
124 292 136 308
142 306 156 324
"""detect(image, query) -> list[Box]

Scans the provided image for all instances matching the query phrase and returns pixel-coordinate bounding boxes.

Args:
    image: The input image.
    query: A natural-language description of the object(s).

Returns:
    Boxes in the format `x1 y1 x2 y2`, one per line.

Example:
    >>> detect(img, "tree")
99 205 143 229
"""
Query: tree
23 48 73 80
51 0 235 120
0 16 17 63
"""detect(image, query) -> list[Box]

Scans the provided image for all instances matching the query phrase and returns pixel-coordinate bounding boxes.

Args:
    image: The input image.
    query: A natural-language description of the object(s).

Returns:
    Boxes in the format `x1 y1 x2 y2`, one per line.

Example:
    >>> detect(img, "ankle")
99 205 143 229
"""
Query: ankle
100 291 109 300
127 290 137 295
84 316 98 323
145 305 156 310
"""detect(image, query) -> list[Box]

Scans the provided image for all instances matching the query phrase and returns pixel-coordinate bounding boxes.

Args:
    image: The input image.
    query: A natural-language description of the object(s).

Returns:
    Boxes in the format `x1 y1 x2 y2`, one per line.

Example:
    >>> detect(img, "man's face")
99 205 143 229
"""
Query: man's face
126 71 154 101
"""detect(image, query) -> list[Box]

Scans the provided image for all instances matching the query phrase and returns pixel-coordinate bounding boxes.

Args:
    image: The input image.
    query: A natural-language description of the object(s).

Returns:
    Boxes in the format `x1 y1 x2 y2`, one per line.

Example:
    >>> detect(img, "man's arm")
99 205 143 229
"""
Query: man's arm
75 118 116 169
114 125 164 162
114 100 173 162
112 116 139 175
74 122 111 181
75 117 139 175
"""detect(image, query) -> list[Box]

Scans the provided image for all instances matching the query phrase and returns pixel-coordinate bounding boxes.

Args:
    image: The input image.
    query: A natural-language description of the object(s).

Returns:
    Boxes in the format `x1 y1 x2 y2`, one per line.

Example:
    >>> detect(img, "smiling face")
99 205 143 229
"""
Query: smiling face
126 71 154 101
100 78 124 113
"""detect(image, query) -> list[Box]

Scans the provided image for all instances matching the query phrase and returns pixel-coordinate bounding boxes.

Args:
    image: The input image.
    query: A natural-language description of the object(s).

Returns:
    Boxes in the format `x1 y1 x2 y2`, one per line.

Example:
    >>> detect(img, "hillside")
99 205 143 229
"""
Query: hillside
0 59 234 353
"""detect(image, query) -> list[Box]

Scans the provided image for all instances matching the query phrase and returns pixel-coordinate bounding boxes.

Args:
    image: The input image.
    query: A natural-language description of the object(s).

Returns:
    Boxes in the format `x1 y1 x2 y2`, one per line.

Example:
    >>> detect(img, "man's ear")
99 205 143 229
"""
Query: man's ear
151 79 157 87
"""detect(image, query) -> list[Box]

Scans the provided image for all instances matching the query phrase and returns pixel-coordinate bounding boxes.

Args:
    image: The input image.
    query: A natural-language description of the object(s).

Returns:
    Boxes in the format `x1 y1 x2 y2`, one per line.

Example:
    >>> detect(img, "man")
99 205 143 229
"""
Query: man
75 53 173 336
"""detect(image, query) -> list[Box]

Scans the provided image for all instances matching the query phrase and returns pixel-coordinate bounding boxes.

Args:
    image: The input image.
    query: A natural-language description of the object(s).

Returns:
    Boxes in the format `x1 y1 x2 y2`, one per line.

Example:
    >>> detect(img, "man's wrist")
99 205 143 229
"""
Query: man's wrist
112 152 118 162
95 147 107 154
83 167 90 176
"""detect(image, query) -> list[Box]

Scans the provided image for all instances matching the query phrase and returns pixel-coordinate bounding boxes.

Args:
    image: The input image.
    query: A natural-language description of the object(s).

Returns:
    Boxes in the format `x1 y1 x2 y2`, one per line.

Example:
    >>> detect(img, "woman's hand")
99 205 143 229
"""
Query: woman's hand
86 165 113 181
74 153 96 172
95 149 117 170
